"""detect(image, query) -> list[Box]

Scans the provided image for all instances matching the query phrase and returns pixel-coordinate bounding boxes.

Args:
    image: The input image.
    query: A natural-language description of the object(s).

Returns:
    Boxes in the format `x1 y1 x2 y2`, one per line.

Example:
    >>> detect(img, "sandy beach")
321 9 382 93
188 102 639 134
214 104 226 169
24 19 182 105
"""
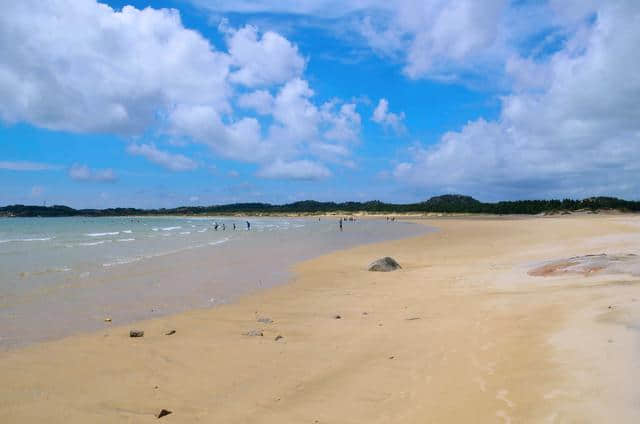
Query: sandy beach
2 215 640 423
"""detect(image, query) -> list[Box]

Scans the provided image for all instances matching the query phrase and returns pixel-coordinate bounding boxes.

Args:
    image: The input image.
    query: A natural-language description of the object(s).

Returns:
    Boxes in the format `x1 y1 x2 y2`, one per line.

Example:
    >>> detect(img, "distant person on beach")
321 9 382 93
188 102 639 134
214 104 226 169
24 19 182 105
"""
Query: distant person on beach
233 223 236 230
246 221 251 230
339 218 343 232
214 222 218 231
222 223 226 231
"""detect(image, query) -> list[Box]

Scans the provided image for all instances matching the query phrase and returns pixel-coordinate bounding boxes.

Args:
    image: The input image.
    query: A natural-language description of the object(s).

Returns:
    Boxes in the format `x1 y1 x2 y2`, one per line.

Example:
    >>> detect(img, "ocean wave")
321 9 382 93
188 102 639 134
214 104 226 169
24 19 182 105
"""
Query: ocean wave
85 231 119 237
162 226 181 231
197 228 207 233
79 240 112 246
122 230 133 234
0 237 52 243
117 238 135 242
179 231 191 235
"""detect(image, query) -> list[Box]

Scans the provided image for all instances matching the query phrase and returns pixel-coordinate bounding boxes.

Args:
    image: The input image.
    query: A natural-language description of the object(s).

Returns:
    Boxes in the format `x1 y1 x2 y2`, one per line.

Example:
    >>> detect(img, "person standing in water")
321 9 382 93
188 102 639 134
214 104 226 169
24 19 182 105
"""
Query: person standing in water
246 221 251 230
339 218 343 232
233 223 236 231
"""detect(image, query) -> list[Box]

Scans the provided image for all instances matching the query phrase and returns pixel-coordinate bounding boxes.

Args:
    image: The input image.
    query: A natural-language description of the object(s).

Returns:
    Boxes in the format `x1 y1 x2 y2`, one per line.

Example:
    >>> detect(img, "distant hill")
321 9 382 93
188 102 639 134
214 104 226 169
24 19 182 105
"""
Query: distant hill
1 195 639 217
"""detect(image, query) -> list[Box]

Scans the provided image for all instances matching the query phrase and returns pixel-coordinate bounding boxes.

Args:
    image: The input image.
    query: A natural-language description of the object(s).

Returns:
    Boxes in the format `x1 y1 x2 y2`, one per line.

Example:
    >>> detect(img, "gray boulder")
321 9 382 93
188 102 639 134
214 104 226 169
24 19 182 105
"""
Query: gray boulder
367 257 402 272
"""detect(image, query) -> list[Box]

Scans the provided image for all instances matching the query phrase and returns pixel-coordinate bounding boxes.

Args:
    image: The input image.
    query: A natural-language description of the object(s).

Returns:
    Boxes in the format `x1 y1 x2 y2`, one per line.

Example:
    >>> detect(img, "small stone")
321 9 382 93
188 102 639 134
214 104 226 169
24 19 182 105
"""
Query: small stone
104 317 112 322
257 317 274 324
243 330 263 337
129 330 144 337
165 330 176 336
362 312 368 316
389 356 395 359
406 317 421 321
333 314 341 319
275 335 283 341
156 409 172 419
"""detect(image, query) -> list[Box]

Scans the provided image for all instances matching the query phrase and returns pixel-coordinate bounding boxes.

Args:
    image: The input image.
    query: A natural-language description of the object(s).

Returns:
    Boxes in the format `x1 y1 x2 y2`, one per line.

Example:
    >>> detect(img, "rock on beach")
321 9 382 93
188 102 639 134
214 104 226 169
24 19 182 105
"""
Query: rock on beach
367 257 402 272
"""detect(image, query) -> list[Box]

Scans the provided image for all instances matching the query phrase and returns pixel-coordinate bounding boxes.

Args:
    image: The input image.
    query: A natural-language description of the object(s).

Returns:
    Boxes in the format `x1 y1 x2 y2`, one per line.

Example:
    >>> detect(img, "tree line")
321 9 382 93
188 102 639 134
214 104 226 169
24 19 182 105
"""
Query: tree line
2 195 639 217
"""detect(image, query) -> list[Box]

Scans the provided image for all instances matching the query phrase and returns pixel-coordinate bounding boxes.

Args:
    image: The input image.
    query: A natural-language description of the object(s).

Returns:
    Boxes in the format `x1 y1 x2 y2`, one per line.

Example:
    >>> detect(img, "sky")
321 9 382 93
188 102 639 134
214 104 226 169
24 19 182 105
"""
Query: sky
1 0 639 208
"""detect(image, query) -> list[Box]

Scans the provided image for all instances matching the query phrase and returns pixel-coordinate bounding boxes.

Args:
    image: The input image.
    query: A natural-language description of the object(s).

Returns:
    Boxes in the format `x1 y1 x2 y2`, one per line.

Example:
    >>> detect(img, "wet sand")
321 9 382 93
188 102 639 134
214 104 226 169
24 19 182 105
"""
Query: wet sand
2 215 640 422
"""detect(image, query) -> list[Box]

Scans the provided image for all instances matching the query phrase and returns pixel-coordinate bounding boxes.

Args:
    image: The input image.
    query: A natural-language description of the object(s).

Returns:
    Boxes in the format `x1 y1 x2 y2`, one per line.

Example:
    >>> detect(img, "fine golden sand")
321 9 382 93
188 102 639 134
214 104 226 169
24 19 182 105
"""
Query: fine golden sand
2 215 640 423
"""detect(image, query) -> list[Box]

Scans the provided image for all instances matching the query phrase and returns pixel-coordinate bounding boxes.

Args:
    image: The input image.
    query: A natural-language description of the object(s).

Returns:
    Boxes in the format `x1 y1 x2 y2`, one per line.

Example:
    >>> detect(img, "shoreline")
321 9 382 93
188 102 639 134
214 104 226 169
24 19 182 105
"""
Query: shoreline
0 216 429 350
2 215 640 422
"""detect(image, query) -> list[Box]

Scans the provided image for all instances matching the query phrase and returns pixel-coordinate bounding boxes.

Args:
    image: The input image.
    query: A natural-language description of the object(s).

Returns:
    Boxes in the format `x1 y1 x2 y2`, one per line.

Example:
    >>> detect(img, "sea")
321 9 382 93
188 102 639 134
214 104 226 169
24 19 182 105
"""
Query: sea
0 216 428 349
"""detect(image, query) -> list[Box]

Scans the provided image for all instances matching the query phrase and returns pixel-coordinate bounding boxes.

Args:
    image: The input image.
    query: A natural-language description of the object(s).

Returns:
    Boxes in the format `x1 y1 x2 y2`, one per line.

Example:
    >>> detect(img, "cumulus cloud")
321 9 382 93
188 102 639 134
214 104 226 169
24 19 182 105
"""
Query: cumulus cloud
0 1 362 181
222 23 306 87
127 144 198 171
0 161 59 171
237 90 274 114
395 1 640 200
0 0 231 135
170 77 361 171
69 164 118 182
371 98 405 133
257 159 331 180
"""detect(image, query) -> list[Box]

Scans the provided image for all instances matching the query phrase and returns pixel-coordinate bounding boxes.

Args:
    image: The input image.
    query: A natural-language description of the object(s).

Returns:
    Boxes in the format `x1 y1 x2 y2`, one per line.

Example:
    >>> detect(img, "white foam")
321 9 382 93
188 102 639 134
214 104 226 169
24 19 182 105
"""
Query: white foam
85 232 119 237
180 231 191 235
122 230 133 234
162 226 181 231
197 228 207 233
0 237 52 243
79 240 110 246
117 238 135 242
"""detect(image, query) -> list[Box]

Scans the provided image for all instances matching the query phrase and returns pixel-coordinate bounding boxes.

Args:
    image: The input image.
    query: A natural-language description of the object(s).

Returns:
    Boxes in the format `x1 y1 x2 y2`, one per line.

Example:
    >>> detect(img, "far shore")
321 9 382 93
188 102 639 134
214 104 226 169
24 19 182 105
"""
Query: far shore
2 214 640 422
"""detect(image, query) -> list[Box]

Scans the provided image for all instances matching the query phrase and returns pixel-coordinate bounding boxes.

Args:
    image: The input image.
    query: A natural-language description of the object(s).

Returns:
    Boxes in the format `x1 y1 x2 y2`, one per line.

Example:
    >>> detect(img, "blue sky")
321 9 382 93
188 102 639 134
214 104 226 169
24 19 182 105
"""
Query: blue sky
1 0 639 208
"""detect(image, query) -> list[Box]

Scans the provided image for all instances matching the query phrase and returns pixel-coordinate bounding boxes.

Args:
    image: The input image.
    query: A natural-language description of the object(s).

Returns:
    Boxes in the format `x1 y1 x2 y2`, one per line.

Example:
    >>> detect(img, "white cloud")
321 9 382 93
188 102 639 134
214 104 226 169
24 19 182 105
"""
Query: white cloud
257 159 331 180
0 161 59 171
371 98 405 133
322 102 361 142
0 1 364 181
170 77 361 172
237 89 274 114
190 0 508 81
127 144 198 171
0 0 231 135
69 164 118 182
395 1 640 200
223 23 306 87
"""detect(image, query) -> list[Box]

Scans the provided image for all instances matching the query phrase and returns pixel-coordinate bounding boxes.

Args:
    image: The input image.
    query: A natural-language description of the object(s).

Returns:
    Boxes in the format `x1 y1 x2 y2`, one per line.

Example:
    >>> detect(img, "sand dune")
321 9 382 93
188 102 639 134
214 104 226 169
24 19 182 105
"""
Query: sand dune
2 215 640 422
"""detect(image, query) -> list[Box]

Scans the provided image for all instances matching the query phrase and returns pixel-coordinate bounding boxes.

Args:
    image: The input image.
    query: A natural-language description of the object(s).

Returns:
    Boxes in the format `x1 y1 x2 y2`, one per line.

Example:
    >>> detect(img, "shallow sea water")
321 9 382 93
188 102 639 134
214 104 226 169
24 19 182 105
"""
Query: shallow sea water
0 216 430 349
